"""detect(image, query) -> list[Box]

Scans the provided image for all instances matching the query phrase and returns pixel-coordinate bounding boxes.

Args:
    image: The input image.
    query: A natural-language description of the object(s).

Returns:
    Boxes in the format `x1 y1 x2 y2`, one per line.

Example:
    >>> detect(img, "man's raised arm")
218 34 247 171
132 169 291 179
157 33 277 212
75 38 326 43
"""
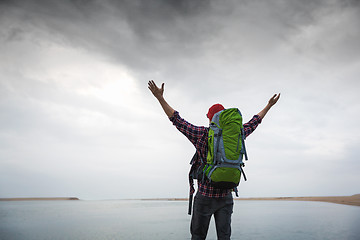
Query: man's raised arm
257 93 280 119
148 80 175 118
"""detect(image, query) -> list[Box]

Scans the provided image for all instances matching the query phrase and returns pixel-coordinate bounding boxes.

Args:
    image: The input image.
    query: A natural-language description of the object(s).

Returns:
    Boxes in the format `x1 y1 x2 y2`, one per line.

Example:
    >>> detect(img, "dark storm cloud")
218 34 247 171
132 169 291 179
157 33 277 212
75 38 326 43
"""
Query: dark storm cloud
1 0 359 110
0 0 212 72
2 0 359 89
3 0 352 79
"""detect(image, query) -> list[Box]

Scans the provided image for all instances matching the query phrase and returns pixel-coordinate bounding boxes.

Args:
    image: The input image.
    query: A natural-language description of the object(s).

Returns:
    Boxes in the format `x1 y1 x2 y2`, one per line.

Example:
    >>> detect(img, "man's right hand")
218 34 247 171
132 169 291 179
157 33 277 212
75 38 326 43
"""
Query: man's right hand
148 80 175 118
148 80 164 100
268 93 280 107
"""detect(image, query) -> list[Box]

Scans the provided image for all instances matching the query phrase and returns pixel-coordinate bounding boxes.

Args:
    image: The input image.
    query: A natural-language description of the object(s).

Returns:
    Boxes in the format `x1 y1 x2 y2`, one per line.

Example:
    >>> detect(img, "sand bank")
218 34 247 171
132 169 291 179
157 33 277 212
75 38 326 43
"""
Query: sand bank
235 194 360 207
142 194 360 207
0 197 79 201
2 195 359 207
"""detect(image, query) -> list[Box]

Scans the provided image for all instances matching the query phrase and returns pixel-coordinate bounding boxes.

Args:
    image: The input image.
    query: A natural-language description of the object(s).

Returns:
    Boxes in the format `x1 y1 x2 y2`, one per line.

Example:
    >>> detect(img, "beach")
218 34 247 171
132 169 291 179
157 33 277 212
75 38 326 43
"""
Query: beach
143 194 360 207
0 197 79 201
235 194 360 207
1 195 359 207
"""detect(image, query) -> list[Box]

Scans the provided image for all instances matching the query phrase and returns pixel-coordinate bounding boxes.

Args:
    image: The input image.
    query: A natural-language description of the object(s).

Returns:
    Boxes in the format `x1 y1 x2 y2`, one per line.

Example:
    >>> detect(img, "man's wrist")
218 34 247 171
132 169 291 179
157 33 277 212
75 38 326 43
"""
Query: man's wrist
157 96 165 102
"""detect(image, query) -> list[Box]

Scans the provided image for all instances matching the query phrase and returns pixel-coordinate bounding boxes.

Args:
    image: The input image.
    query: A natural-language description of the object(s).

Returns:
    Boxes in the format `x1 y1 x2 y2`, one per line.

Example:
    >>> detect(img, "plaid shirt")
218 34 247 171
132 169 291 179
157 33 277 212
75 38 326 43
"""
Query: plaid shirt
169 111 262 198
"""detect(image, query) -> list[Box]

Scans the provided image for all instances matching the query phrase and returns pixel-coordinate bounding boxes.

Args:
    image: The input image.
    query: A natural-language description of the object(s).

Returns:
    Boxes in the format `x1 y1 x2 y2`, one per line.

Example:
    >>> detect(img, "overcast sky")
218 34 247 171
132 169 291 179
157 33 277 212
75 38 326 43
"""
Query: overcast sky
0 0 359 200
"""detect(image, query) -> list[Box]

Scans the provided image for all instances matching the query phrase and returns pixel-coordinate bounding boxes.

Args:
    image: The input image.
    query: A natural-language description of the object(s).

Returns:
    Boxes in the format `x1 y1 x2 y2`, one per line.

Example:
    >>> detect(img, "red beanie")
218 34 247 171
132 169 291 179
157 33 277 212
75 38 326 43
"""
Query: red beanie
207 104 225 121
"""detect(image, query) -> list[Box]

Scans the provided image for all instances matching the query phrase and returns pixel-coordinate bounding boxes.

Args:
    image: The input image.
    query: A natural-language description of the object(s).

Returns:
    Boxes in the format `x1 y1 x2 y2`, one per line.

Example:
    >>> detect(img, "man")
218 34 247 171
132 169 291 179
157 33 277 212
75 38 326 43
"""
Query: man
148 80 280 240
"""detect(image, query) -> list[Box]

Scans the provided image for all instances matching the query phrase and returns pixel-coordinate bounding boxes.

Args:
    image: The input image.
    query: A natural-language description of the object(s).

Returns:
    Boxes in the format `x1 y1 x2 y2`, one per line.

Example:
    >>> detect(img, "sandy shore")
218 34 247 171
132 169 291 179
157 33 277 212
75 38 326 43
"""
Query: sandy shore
235 194 360 207
0 197 79 201
2 195 359 207
142 194 360 207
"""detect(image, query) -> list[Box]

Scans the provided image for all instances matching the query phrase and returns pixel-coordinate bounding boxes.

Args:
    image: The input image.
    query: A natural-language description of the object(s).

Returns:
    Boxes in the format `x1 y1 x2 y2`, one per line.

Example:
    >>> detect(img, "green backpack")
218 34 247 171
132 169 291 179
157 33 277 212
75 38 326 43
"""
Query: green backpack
203 108 248 190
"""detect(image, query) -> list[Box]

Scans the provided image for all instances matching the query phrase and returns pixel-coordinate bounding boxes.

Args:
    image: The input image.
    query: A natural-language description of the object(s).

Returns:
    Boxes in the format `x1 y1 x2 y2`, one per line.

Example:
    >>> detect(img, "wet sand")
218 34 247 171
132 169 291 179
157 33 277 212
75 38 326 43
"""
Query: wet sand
2 195 359 207
0 197 79 201
143 194 360 207
235 194 360 207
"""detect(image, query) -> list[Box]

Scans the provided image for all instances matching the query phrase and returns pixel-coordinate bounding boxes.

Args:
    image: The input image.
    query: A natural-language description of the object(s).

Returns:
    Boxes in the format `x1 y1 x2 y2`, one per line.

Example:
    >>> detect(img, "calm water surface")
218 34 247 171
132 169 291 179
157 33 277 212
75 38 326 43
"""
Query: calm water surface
0 199 359 240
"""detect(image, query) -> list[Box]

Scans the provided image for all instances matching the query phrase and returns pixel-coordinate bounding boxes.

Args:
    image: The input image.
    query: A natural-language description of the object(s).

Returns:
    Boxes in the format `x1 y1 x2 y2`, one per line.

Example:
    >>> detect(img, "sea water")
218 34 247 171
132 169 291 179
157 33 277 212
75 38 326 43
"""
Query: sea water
0 200 359 240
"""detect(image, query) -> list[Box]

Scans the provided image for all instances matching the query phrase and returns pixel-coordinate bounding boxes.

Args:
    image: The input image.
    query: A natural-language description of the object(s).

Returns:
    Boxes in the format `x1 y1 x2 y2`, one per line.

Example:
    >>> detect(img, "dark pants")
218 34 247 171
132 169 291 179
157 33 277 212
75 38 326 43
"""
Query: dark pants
191 192 234 240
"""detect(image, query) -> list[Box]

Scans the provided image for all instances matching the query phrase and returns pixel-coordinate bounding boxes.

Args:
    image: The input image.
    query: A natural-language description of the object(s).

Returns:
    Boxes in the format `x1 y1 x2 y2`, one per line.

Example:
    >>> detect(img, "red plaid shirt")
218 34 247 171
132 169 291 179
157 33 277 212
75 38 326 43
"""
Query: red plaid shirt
169 111 262 198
